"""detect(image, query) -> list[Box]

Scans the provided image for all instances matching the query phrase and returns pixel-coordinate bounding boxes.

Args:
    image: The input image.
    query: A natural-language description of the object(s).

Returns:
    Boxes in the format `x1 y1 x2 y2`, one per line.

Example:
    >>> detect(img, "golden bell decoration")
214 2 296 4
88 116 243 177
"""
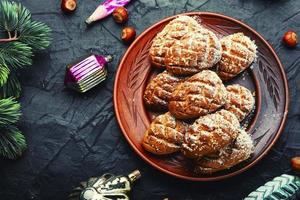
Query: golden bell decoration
68 170 141 200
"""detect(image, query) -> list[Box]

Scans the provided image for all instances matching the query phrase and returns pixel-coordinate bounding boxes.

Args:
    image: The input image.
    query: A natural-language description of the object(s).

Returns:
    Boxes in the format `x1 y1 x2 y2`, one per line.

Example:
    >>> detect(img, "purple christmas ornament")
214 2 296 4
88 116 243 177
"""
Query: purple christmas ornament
64 54 113 93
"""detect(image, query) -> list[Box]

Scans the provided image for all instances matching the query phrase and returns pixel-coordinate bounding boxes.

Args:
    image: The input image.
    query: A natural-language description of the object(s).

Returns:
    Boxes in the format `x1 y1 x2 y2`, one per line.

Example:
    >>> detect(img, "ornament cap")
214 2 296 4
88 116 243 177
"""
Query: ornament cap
85 17 93 25
105 55 113 63
81 187 97 200
128 170 141 183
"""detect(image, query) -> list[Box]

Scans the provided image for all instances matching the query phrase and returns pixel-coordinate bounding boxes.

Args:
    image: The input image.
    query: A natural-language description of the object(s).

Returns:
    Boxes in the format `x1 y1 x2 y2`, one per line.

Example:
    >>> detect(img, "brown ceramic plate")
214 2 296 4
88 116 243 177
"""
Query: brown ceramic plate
114 12 289 181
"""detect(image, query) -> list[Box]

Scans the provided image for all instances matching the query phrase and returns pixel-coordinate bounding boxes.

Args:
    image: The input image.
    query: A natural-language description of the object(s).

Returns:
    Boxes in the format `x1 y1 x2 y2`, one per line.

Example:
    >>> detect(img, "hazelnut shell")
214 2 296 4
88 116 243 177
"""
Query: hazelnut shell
121 27 136 43
112 7 128 24
283 31 298 47
291 157 300 173
61 0 77 13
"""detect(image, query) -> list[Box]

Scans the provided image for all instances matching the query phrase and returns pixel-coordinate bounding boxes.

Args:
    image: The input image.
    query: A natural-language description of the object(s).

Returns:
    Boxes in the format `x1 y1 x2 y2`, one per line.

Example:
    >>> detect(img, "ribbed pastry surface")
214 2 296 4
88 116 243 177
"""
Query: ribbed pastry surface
225 84 255 121
143 71 182 110
194 130 254 174
169 70 227 119
143 112 187 155
149 16 222 75
216 32 257 81
182 110 240 159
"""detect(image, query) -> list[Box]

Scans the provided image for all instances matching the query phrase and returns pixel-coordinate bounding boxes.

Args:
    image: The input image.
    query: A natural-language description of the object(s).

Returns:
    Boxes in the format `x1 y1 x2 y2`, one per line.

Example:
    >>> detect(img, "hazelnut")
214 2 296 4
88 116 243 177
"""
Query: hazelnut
61 0 77 13
112 7 128 24
291 157 300 172
283 31 298 47
121 27 136 43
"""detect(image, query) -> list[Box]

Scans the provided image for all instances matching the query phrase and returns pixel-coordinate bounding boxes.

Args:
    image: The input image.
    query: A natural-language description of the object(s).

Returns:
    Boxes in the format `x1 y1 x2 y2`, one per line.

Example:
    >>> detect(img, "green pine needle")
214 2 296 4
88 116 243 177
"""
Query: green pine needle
0 41 32 69
20 20 52 51
0 125 26 159
0 0 51 69
0 0 31 32
0 97 21 125
0 0 52 159
0 0 18 32
0 62 10 87
0 72 21 98
15 2 31 30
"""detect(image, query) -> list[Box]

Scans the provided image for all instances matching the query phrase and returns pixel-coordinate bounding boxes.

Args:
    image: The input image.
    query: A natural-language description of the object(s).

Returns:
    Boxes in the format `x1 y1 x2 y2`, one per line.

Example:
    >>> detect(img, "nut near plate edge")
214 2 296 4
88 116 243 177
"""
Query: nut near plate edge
113 12 289 181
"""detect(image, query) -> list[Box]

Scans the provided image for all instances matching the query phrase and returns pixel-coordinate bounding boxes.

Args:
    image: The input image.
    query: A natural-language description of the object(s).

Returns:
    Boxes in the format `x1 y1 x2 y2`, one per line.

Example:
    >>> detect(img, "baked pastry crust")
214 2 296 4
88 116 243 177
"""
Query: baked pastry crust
194 130 254 174
149 16 201 68
168 70 227 119
182 110 240 159
143 71 182 110
149 16 222 75
216 32 257 81
225 84 255 121
165 28 222 75
143 112 187 155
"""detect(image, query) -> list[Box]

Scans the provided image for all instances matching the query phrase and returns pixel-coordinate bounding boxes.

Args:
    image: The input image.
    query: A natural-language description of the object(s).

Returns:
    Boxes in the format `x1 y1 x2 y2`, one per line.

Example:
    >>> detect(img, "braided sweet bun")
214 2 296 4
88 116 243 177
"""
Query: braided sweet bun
143 71 182 110
194 130 254 174
149 15 202 68
225 84 255 121
149 15 222 75
143 112 188 155
169 70 227 119
182 110 240 159
216 32 257 81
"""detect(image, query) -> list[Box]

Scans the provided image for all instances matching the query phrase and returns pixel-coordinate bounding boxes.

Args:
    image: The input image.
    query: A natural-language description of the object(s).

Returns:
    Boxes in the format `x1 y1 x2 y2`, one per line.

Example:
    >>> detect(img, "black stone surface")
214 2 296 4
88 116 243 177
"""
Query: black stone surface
1 0 300 199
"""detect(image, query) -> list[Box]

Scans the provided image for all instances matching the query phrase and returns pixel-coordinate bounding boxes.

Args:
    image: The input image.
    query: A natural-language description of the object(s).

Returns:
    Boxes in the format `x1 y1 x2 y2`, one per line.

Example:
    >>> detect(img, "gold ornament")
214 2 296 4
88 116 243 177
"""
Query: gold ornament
68 170 141 200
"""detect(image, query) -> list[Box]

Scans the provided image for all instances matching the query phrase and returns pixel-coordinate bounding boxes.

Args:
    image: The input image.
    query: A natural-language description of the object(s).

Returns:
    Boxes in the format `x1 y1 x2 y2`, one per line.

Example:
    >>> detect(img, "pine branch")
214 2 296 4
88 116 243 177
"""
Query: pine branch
0 72 21 98
0 1 31 36
20 20 52 50
0 41 32 69
0 0 51 69
0 0 18 32
0 125 26 159
0 0 51 50
0 97 20 125
14 1 31 30
0 0 52 159
0 62 10 87
0 34 18 42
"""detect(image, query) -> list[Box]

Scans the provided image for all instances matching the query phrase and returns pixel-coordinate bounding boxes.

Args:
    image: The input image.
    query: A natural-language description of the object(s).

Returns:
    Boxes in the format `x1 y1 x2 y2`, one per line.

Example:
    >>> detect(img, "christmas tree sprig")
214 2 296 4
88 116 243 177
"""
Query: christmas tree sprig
0 98 25 159
0 0 51 159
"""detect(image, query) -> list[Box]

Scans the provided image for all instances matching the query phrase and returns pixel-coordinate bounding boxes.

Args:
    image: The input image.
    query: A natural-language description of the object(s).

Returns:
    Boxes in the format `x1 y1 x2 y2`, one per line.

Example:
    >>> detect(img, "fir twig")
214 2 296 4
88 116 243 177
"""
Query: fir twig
20 20 52 50
0 35 18 42
0 97 21 126
0 62 10 87
0 0 31 42
0 0 52 159
0 0 18 32
0 125 26 159
0 41 32 69
0 72 21 98
0 0 51 70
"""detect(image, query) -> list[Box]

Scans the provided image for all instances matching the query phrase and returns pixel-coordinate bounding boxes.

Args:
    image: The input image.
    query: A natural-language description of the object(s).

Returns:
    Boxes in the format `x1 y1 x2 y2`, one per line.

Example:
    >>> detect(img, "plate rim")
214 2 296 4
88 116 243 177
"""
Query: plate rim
113 11 289 181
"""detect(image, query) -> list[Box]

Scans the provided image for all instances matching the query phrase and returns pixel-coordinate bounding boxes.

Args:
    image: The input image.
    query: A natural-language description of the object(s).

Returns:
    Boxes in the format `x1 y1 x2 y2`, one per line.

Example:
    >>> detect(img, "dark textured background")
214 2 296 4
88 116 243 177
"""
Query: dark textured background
0 0 300 199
